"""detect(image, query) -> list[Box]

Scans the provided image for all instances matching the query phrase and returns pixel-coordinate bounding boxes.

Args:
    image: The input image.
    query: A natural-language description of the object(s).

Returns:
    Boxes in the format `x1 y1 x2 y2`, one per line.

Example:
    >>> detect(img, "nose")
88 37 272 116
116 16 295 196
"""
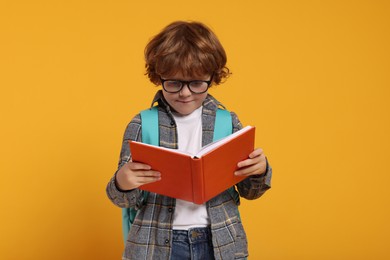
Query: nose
179 83 192 97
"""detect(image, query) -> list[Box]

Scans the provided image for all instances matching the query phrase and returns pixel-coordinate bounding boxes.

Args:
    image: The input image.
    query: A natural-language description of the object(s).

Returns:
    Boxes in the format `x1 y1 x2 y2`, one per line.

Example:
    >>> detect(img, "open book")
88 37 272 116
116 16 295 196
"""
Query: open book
129 126 255 204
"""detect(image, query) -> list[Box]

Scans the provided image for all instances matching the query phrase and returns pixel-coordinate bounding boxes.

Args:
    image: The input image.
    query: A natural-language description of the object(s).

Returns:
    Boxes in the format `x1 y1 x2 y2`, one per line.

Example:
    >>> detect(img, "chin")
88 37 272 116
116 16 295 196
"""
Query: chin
176 107 194 116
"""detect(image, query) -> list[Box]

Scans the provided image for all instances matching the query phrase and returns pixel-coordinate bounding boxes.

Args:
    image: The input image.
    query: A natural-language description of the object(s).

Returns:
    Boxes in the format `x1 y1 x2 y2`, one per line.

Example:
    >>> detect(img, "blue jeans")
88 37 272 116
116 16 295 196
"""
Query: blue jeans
171 227 215 260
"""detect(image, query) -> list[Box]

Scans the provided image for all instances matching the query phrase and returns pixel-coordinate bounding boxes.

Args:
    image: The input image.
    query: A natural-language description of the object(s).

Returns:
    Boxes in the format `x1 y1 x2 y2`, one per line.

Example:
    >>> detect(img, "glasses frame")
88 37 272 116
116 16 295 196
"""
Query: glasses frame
160 77 213 94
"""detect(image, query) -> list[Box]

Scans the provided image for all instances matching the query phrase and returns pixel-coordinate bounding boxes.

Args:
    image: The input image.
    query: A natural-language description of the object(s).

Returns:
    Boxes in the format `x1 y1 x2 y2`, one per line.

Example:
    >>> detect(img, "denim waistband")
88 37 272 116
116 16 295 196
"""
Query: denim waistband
172 227 212 244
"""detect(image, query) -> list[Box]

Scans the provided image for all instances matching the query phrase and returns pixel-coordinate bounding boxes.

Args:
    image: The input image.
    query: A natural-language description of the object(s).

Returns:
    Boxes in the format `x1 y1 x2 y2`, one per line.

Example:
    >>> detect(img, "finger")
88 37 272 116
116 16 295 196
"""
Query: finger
248 148 264 159
237 155 262 168
135 170 161 178
136 175 162 184
235 161 267 176
235 165 258 176
237 148 264 167
127 162 152 171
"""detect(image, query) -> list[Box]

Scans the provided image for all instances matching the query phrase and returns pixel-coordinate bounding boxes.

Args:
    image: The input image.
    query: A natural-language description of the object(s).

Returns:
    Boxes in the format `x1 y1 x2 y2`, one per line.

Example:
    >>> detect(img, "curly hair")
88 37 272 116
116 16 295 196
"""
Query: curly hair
144 21 231 86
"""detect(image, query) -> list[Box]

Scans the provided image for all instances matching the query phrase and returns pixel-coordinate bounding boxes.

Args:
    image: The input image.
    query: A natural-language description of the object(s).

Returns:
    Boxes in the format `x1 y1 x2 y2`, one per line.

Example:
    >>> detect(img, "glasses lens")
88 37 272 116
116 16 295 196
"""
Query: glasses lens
163 81 182 92
189 81 208 93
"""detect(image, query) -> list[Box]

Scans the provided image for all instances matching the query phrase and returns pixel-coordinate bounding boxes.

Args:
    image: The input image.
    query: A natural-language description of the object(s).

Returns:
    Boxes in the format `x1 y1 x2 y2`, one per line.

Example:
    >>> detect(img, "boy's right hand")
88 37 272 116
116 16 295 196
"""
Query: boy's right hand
115 161 161 191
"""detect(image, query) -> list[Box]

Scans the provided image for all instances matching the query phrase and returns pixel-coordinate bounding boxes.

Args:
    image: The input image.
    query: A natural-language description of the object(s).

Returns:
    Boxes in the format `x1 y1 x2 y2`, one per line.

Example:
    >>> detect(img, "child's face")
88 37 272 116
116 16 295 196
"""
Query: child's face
161 73 210 116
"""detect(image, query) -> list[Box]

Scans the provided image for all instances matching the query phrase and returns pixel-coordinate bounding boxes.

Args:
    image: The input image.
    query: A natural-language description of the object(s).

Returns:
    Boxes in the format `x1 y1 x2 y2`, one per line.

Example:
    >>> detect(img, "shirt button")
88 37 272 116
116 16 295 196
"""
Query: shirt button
165 239 169 244
168 208 173 212
170 121 175 126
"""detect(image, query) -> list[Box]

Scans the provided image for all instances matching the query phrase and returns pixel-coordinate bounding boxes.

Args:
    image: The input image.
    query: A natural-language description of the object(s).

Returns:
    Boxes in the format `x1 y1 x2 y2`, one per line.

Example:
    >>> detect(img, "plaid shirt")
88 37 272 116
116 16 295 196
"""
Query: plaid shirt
106 91 272 260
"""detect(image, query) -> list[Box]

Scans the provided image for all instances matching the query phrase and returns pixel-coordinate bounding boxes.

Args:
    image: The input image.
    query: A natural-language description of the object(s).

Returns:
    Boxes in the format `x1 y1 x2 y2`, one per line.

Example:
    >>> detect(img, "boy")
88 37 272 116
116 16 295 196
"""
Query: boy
106 21 272 260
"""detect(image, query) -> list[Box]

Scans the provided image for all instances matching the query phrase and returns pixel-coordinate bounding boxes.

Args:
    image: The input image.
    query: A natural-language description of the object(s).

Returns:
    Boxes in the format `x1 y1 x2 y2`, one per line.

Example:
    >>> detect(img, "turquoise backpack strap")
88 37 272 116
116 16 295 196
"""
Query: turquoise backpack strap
121 106 158 244
213 109 233 141
140 106 159 146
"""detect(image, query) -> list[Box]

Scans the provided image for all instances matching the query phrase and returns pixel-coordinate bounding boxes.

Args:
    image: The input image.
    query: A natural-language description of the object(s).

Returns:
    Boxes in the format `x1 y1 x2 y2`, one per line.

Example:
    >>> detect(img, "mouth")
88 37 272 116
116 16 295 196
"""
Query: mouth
176 100 193 104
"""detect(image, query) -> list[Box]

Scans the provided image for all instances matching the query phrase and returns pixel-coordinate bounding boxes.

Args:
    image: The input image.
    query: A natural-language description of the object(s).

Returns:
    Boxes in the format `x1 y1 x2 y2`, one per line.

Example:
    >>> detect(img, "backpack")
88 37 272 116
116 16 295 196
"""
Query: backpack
121 106 240 243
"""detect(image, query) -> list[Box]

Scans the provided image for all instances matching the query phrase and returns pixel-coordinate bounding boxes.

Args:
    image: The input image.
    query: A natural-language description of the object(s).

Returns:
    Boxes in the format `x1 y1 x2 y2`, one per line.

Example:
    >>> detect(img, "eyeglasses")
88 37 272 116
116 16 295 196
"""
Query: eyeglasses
160 78 212 94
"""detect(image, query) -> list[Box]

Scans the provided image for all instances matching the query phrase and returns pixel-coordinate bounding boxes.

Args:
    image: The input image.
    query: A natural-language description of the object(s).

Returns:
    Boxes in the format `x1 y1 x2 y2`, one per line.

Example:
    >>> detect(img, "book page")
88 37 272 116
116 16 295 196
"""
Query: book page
130 125 254 159
131 141 196 157
195 126 254 158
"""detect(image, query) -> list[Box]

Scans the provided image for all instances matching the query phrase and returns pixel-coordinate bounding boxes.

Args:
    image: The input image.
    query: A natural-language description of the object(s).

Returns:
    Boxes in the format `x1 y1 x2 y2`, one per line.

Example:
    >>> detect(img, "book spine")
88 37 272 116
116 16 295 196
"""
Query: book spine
190 158 204 204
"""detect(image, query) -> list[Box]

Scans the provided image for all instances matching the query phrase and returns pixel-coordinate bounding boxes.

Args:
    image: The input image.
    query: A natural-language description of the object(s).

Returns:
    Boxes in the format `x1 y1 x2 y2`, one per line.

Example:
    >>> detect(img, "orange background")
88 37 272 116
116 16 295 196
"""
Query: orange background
1 0 389 259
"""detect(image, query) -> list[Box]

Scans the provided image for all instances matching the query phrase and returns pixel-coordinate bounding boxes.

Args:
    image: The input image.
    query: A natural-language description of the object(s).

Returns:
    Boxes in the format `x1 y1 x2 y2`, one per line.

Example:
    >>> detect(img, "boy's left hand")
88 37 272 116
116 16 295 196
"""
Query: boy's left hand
235 148 267 177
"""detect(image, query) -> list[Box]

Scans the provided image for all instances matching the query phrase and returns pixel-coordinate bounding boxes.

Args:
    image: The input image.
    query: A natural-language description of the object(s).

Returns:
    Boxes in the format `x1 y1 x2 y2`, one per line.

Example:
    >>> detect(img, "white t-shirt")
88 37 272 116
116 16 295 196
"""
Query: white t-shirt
171 106 210 230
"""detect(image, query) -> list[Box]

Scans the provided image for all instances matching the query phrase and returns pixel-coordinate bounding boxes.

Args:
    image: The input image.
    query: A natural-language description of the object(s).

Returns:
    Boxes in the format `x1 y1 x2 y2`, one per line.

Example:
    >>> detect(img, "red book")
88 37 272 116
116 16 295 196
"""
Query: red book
129 126 255 204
